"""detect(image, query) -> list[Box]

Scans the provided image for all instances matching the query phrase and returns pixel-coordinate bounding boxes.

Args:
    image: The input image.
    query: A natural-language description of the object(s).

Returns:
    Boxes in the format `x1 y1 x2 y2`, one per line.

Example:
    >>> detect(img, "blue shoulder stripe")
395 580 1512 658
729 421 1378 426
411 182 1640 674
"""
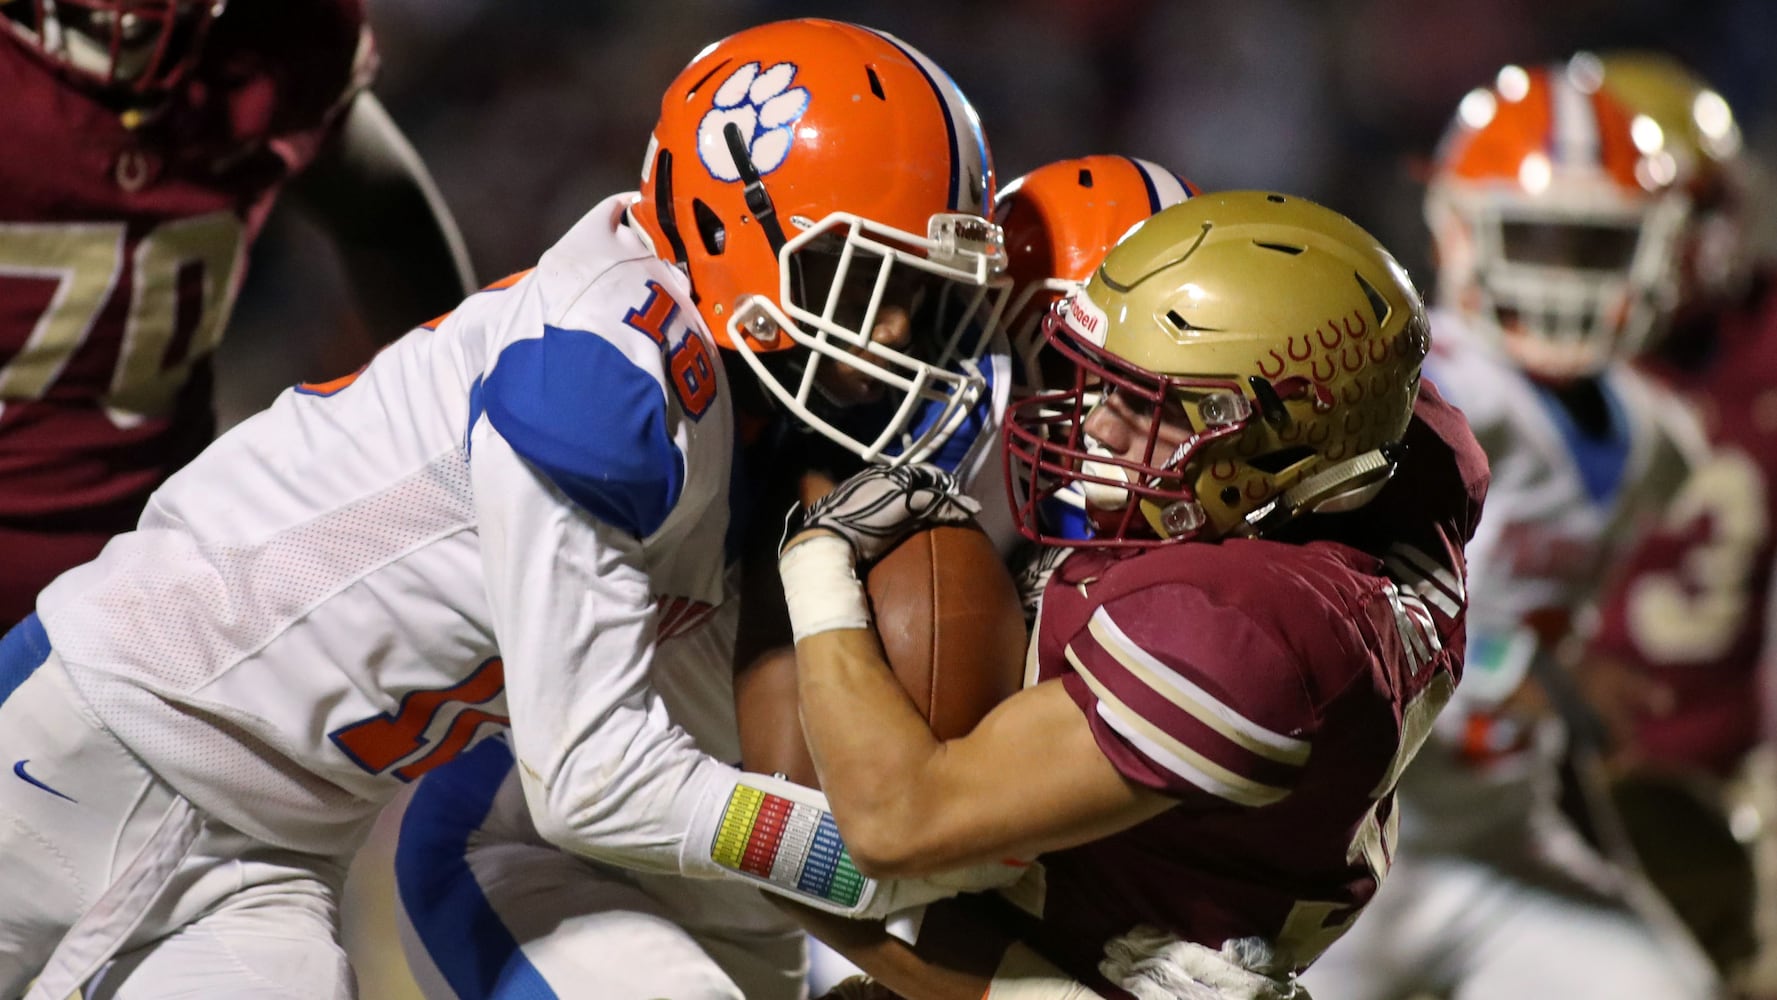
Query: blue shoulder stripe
483 326 686 538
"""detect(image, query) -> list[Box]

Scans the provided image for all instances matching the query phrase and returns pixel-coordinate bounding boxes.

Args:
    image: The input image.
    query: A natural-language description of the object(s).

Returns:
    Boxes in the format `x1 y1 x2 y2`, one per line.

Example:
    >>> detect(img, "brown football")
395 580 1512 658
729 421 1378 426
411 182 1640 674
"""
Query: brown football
735 524 1029 788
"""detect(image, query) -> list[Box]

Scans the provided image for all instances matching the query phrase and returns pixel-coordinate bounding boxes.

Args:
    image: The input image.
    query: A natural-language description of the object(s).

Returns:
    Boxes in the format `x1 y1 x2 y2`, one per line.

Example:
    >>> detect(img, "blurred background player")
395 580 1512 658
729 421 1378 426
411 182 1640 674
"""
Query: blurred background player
1580 50 1777 993
0 0 474 630
376 20 1017 1000
1302 57 1721 1000
781 190 1486 999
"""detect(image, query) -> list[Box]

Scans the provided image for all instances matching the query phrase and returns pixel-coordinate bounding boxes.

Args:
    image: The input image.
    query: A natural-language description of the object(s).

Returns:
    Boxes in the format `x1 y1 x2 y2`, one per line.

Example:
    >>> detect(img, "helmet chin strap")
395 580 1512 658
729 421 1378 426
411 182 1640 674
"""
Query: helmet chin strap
1237 444 1401 537
722 122 789 256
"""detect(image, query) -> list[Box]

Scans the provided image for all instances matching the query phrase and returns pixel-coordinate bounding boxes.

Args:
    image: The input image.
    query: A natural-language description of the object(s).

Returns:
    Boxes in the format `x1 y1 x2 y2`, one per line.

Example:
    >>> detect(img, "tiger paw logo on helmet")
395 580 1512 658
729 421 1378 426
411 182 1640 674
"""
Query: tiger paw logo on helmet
697 62 811 181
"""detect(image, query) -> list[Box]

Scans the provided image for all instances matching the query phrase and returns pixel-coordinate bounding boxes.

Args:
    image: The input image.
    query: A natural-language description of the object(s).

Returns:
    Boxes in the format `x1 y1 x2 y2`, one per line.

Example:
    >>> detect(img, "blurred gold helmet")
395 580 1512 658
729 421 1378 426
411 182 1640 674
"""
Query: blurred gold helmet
1595 50 1758 307
1004 191 1429 547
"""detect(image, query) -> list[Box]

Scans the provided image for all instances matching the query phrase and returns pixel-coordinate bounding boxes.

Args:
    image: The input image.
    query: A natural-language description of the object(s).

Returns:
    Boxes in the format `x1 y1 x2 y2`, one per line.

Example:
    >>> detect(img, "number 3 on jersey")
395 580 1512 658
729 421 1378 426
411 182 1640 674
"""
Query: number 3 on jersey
623 280 717 419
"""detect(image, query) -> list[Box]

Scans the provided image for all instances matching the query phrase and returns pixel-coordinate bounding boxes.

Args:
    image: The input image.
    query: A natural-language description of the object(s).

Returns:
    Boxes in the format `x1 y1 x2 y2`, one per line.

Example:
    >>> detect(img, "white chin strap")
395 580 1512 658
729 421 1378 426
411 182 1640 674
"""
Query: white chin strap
1080 439 1134 511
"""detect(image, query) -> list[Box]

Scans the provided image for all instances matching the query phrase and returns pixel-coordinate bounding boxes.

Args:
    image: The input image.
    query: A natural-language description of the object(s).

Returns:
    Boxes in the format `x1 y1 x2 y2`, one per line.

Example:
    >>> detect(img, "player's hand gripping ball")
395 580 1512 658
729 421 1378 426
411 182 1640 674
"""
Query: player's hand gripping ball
782 462 982 565
741 525 1028 786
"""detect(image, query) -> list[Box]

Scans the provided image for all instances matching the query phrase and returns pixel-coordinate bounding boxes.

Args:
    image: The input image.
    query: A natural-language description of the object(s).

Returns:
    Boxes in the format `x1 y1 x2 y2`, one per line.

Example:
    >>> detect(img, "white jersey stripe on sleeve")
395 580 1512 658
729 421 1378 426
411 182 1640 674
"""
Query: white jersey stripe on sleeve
1086 609 1311 765
1391 543 1465 601
1381 581 1441 672
1066 645 1290 807
1383 556 1460 617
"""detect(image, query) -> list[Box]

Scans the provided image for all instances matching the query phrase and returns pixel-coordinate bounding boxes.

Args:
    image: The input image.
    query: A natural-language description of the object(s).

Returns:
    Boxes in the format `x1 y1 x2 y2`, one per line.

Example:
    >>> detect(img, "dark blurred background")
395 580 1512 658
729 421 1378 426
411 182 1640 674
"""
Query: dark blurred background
216 0 1777 426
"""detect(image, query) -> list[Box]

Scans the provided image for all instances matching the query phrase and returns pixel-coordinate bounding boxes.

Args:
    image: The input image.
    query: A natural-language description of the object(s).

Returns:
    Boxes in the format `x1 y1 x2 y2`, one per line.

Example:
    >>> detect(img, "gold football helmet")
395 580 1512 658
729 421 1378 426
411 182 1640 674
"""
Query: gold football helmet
1597 50 1757 308
1004 191 1429 547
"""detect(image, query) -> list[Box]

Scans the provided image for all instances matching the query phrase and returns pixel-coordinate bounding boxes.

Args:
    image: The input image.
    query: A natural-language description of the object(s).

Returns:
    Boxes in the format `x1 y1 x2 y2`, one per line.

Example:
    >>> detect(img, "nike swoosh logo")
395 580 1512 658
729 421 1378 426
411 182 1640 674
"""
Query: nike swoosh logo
13 760 77 803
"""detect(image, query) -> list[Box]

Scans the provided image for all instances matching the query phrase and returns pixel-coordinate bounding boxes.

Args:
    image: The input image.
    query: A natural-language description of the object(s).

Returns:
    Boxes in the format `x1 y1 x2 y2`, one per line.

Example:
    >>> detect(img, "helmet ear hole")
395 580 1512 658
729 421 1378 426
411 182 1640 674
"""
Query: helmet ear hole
692 199 726 256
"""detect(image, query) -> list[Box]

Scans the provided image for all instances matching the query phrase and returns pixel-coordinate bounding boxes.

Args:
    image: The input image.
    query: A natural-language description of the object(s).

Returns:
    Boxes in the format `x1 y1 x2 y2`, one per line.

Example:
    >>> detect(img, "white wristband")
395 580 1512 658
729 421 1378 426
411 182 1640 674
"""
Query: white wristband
779 533 872 642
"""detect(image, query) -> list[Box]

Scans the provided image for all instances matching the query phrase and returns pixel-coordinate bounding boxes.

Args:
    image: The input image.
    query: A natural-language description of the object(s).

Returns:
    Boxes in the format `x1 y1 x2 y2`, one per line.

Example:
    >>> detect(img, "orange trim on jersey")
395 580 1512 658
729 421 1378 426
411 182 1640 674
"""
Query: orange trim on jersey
421 269 536 331
485 269 532 291
295 364 368 397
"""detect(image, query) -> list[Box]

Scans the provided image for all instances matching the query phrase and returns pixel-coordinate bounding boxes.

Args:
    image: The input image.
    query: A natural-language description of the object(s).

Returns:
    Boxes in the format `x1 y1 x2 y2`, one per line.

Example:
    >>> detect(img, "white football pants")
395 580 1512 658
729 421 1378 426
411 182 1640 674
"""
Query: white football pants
391 736 807 1000
0 632 354 1000
1300 823 1721 1000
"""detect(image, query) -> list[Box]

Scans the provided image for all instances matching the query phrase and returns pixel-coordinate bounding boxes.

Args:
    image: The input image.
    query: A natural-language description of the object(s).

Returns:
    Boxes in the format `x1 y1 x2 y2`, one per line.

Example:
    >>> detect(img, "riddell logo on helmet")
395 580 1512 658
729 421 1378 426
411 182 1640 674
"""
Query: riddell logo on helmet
697 62 811 182
1066 294 1109 347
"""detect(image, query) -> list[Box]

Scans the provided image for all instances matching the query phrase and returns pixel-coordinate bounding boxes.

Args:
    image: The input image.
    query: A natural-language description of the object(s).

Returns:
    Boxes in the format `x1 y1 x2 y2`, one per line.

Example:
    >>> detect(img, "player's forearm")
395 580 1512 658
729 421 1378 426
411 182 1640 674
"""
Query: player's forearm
795 626 949 876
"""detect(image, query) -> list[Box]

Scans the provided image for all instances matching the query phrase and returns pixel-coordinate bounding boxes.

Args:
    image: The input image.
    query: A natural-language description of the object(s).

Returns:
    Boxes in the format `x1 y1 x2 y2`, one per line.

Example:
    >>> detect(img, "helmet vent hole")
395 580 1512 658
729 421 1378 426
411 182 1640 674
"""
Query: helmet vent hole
1220 486 1241 506
865 66 885 100
1077 168 1095 188
1254 241 1304 256
684 60 731 102
1267 194 1287 204
1249 446 1316 474
1165 309 1195 330
691 199 726 256
1354 271 1393 326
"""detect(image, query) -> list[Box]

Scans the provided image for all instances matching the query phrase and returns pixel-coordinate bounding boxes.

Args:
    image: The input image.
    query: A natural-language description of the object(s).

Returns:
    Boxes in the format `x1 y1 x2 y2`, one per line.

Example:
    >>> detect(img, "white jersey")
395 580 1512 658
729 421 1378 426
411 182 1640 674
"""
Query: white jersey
37 194 749 859
1398 309 1705 848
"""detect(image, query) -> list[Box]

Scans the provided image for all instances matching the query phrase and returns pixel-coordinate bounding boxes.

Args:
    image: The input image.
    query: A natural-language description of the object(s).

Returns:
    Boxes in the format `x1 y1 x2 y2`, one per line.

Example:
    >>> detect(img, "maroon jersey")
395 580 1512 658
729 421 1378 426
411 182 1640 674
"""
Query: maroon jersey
1005 384 1488 993
0 1 373 623
1590 272 1777 774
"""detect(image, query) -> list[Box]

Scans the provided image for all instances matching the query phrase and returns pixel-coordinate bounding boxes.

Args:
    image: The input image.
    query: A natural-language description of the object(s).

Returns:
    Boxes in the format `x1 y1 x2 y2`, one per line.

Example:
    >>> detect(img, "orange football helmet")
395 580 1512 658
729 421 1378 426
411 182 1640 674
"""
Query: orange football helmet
630 19 1009 465
1 0 223 93
1426 60 1687 380
996 155 1199 385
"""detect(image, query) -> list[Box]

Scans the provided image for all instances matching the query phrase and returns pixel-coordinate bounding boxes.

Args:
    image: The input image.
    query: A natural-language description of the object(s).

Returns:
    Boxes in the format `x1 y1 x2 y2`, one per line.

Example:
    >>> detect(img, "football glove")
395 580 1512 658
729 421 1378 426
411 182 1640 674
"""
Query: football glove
1010 542 1071 625
782 462 981 566
1099 927 1307 1000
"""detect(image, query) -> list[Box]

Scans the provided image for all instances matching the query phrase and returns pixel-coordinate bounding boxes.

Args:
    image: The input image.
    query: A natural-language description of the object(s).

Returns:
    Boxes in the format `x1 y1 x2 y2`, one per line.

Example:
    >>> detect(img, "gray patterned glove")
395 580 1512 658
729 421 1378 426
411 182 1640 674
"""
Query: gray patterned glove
782 462 981 565
1010 542 1071 624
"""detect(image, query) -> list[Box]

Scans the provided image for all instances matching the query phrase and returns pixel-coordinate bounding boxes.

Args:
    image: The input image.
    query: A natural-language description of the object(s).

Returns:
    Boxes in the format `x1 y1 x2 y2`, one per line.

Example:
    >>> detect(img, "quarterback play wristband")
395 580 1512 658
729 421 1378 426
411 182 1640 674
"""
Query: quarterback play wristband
682 771 1024 921
683 771 884 917
779 533 871 642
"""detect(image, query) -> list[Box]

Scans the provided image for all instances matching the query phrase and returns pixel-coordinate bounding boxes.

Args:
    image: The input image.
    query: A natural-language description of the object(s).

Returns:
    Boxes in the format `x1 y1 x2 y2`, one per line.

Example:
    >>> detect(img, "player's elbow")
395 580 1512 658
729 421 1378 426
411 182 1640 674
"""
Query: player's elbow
842 826 925 879
835 801 954 879
526 795 583 854
521 772 604 856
